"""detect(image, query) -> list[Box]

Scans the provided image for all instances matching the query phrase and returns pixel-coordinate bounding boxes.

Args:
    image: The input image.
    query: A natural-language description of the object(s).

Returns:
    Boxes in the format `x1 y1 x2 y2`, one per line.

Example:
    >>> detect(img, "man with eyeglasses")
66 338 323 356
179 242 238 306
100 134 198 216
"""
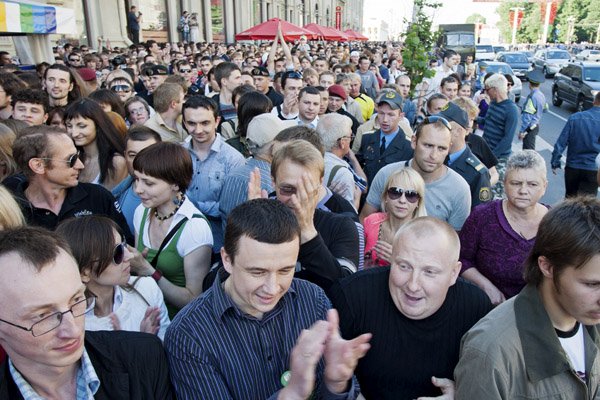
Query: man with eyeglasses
67 52 82 68
360 117 471 231
0 226 173 399
6 126 133 243
330 217 492 399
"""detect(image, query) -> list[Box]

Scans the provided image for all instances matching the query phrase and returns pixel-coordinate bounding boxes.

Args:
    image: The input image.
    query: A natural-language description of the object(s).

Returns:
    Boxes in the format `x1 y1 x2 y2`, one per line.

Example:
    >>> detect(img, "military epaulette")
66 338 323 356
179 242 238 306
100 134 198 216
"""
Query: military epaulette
466 157 484 172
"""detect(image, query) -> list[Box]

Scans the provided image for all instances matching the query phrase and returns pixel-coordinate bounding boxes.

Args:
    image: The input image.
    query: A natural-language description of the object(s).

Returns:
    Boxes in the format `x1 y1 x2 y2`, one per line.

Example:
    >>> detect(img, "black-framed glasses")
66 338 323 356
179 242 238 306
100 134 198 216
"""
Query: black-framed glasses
110 85 132 93
39 151 80 168
113 242 126 265
69 58 81 63
387 187 420 203
422 116 452 131
252 67 270 77
0 297 95 337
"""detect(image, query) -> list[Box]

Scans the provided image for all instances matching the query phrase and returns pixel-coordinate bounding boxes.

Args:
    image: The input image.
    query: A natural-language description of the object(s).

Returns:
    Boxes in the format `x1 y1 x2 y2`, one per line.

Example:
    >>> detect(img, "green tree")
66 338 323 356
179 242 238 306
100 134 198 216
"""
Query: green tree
496 2 542 44
466 13 486 25
401 0 441 93
553 0 591 42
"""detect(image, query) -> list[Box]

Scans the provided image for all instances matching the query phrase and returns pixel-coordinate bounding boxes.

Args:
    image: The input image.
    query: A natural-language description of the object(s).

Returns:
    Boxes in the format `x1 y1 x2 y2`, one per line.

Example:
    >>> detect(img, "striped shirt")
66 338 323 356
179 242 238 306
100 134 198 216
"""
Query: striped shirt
9 349 99 399
164 276 358 400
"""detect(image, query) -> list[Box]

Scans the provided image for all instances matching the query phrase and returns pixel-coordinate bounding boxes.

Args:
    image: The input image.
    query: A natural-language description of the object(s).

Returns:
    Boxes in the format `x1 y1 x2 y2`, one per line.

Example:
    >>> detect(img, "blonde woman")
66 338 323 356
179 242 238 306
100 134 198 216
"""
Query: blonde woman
363 168 427 267
0 185 25 229
0 123 17 181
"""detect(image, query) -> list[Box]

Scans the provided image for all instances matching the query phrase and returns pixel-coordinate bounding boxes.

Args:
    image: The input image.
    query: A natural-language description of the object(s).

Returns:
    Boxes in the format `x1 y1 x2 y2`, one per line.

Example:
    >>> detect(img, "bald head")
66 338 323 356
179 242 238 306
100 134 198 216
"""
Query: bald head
393 217 460 263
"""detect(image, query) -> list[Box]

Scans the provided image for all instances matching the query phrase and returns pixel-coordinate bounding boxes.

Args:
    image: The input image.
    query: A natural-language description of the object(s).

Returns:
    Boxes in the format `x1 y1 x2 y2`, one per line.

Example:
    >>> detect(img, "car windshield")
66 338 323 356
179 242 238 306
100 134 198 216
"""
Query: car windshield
547 51 570 59
504 54 528 63
477 45 493 52
591 50 600 55
446 33 475 46
583 67 600 82
523 51 533 57
486 64 514 75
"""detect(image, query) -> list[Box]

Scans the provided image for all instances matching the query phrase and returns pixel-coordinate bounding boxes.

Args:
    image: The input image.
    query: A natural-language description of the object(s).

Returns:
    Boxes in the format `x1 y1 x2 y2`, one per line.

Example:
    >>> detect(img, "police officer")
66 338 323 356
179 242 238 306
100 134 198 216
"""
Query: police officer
519 70 546 150
356 91 414 184
439 102 492 209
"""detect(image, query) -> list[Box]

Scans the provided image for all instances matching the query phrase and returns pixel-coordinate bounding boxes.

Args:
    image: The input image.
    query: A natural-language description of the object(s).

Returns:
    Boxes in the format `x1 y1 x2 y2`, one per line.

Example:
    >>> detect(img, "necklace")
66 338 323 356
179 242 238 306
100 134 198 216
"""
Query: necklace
154 195 185 221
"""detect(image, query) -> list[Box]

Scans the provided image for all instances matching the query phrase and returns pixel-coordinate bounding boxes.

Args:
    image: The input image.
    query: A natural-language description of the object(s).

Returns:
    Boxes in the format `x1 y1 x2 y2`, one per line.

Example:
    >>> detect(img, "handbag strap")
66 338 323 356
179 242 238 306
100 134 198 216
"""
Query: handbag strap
150 217 188 268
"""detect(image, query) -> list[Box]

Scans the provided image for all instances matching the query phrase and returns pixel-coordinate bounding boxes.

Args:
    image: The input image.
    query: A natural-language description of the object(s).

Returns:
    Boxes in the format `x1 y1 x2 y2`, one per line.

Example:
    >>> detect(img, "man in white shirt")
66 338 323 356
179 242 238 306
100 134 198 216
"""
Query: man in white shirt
418 50 460 110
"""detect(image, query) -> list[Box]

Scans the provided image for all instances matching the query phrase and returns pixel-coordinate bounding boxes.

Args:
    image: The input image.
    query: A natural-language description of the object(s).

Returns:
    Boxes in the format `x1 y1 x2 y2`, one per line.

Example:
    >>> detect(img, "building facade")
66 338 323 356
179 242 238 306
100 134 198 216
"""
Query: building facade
43 0 364 48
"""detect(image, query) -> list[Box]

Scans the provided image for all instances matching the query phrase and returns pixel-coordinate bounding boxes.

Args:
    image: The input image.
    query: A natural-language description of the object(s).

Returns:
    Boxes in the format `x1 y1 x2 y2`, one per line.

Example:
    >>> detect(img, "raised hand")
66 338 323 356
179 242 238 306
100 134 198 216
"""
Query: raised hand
140 306 161 335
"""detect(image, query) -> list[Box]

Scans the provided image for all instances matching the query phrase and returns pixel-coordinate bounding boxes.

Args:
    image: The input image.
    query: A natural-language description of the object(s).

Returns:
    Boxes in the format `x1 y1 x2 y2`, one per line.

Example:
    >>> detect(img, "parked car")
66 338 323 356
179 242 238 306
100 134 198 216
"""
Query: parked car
575 49 600 62
496 52 533 80
519 50 535 64
476 44 495 61
532 49 571 77
493 45 507 54
477 61 522 102
552 62 600 112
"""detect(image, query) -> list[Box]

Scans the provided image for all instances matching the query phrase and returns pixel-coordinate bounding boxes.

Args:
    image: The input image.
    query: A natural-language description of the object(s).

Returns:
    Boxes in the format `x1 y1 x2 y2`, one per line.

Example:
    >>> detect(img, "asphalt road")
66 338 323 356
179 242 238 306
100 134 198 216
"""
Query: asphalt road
512 77 589 206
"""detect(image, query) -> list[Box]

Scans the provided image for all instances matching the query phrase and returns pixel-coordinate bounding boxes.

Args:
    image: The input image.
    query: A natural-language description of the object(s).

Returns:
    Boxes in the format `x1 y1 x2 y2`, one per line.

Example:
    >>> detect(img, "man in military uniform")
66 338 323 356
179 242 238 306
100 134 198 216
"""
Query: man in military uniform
439 102 492 209
519 70 546 150
356 91 414 184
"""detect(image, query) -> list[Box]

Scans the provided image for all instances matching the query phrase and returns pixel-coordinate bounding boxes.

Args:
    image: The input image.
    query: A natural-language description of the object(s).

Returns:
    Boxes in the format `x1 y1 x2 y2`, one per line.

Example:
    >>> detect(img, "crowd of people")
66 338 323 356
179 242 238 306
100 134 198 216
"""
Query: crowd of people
0 25 599 399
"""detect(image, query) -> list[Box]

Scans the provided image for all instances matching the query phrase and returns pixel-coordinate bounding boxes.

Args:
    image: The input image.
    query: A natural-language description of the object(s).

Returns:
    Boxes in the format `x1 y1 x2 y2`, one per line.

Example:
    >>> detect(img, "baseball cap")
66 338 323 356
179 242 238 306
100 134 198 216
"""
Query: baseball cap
328 84 347 100
141 64 168 76
478 61 488 69
438 102 470 130
246 114 296 149
377 91 403 110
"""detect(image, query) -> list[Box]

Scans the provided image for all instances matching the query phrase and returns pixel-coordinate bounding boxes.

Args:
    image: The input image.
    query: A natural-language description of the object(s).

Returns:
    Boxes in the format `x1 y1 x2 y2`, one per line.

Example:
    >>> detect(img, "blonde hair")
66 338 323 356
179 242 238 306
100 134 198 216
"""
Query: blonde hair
0 185 25 229
271 139 325 180
452 97 479 121
381 168 427 218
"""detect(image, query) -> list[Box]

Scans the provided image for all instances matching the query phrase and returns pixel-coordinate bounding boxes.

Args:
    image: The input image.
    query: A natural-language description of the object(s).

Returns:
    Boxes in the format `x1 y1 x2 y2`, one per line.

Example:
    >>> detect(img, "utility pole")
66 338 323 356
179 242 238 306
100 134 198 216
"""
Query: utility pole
565 16 576 45
597 22 600 44
510 7 524 48
540 0 552 45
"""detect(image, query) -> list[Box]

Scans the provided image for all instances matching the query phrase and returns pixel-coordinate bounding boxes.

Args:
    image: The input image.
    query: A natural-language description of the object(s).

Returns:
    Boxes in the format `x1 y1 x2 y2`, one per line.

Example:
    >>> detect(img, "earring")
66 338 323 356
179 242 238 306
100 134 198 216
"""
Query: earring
172 191 183 207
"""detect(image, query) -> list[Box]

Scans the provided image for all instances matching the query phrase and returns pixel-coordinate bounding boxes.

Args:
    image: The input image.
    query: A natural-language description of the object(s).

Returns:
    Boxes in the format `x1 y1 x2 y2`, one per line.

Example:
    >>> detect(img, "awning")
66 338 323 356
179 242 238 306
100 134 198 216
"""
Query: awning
235 18 316 41
303 23 348 41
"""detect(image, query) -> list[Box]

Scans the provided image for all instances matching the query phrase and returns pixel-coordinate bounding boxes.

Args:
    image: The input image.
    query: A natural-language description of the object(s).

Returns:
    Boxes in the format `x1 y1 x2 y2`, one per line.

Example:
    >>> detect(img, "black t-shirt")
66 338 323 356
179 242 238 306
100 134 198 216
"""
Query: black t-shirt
266 87 284 107
467 134 498 169
329 267 492 400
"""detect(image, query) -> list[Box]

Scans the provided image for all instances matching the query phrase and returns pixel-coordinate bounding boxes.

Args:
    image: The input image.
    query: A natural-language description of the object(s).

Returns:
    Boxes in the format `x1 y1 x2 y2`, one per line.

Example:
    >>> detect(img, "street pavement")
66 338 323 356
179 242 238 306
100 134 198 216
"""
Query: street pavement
510 77 599 206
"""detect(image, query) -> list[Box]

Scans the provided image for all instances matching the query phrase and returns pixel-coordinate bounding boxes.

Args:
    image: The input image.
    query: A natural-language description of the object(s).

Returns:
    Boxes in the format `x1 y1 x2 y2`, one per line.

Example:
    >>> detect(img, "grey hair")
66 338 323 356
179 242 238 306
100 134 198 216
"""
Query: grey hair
347 72 361 83
505 150 547 180
484 73 507 93
316 114 353 151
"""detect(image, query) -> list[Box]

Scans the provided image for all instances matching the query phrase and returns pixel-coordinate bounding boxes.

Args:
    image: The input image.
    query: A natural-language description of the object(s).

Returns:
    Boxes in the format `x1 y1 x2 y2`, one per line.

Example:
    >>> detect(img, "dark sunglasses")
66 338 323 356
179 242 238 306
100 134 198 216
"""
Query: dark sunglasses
69 58 81 62
110 85 132 93
422 115 452 131
179 69 192 73
252 68 270 77
39 151 80 168
112 242 126 265
386 187 420 203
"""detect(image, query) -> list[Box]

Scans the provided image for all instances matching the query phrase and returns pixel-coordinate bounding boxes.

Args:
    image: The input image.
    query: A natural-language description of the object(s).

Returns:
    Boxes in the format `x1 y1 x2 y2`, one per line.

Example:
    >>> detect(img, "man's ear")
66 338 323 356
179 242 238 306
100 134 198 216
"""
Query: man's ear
28 157 46 175
538 256 553 279
221 247 233 274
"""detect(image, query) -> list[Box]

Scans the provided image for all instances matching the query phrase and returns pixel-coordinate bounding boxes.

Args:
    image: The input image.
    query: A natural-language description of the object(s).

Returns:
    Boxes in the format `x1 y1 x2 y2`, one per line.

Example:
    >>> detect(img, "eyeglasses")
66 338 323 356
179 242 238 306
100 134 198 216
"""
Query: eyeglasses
0 297 95 337
113 242 126 265
179 69 192 73
337 135 354 142
129 106 147 115
110 85 132 93
421 116 452 131
69 58 81 63
252 67 270 77
39 151 80 168
386 187 420 203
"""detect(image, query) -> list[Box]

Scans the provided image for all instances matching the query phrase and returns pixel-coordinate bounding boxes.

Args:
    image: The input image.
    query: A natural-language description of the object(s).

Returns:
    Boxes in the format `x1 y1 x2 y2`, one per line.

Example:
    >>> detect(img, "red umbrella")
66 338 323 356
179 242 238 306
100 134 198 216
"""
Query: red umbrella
344 29 369 41
303 23 348 41
235 18 316 41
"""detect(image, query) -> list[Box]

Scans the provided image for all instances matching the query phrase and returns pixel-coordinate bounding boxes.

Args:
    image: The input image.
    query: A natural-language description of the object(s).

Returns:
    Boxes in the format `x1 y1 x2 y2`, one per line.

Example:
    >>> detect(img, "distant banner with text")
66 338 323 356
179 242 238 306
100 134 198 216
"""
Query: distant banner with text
0 0 75 34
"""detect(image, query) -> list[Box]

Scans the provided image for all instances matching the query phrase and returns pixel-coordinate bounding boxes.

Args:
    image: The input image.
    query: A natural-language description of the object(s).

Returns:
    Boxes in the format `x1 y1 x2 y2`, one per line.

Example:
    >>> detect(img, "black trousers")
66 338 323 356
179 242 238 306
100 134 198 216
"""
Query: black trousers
564 166 599 197
129 29 140 44
522 126 539 150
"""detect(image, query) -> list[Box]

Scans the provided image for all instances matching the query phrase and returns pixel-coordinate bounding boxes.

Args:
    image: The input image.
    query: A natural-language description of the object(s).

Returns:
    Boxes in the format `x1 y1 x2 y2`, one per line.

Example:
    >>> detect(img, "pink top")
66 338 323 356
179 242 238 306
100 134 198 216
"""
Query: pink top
363 212 390 267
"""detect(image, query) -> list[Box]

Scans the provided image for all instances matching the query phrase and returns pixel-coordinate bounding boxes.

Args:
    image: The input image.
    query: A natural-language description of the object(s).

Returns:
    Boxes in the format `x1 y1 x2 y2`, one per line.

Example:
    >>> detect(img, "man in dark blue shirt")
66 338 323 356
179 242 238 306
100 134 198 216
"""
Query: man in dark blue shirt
127 6 141 45
165 199 371 399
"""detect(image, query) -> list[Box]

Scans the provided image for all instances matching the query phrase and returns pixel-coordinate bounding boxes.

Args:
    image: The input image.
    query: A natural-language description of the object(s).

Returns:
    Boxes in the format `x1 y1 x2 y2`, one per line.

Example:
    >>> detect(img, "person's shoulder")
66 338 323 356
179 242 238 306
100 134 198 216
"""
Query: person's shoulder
453 279 493 309
460 296 519 351
86 330 164 359
218 138 245 161
338 266 390 291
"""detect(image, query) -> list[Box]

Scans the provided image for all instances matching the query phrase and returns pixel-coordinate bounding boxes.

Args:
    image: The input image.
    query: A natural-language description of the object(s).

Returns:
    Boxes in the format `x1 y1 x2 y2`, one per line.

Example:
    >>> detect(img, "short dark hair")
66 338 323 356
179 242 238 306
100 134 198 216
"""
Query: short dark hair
11 88 49 113
126 125 162 144
274 125 325 155
442 49 458 60
440 75 459 88
89 89 126 117
224 199 300 263
232 84 256 105
12 126 69 177
281 70 303 90
523 197 600 286
214 61 240 89
0 73 27 96
182 95 218 121
0 226 72 272
298 85 320 99
133 142 193 192
237 91 273 138
56 216 123 278
44 64 81 102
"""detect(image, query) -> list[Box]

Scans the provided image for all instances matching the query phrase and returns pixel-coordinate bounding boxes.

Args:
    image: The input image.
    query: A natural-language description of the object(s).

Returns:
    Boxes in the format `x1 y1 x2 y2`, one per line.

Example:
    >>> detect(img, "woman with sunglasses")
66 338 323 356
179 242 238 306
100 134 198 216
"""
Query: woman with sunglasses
65 98 128 190
130 142 213 318
363 168 427 267
56 215 170 339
